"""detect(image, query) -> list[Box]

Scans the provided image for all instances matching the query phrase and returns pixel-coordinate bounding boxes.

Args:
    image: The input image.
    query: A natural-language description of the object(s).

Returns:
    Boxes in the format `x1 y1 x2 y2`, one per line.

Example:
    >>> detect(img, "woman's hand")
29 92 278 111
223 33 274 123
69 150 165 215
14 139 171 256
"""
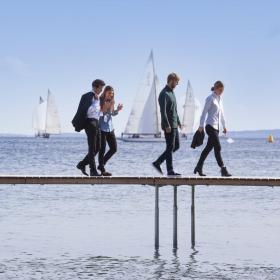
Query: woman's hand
117 103 123 111
223 128 227 134
198 127 204 132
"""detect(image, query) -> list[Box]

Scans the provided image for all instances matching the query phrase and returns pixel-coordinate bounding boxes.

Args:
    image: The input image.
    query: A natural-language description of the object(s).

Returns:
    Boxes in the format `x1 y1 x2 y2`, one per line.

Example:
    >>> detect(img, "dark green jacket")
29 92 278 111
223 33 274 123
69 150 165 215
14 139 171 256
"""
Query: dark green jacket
158 85 181 130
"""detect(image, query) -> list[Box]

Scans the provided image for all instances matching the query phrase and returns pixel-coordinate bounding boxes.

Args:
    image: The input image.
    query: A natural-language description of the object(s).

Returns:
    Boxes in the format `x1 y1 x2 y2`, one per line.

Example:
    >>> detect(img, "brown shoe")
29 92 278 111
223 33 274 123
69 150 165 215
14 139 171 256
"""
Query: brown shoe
101 171 112 176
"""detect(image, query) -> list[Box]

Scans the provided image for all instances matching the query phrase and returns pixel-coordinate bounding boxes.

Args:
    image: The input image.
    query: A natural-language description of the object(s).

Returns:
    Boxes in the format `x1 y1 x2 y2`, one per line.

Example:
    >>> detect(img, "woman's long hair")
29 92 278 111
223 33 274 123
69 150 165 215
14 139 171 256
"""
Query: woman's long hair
100 86 115 112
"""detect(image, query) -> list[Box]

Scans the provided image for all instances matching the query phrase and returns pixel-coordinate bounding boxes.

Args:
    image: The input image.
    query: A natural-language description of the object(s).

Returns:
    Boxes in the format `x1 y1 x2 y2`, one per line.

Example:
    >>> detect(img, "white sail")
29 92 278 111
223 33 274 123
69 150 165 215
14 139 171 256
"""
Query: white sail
181 81 201 134
193 97 201 131
32 90 61 137
45 90 61 134
32 97 47 133
124 51 161 136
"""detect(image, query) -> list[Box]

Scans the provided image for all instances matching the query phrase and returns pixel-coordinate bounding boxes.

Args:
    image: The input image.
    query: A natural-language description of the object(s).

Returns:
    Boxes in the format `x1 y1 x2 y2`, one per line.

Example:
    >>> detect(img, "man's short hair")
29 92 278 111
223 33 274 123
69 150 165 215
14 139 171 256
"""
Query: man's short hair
92 79 105 88
167 73 180 83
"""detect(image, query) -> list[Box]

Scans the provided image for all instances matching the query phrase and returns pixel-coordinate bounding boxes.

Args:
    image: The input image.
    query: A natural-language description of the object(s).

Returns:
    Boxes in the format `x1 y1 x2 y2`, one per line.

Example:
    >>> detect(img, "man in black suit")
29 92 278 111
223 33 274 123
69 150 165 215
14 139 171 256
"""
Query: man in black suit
72 79 105 176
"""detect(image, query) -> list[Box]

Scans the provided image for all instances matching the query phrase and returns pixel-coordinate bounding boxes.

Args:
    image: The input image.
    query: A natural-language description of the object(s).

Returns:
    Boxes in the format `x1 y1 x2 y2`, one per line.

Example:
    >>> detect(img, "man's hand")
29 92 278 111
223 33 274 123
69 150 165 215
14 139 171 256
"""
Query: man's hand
165 127 171 133
117 103 123 111
178 124 182 130
198 127 204 132
223 128 227 134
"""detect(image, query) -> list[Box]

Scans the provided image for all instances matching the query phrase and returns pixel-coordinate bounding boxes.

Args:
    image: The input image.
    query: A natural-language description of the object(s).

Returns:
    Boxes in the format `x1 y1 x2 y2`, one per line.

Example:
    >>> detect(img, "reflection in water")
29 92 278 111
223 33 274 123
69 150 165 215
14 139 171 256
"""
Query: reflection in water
183 249 199 278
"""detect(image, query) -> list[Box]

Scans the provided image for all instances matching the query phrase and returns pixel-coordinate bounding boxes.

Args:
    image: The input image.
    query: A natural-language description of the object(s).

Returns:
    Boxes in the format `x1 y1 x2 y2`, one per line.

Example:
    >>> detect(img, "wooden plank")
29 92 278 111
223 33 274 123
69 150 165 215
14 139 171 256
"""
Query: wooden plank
0 175 280 187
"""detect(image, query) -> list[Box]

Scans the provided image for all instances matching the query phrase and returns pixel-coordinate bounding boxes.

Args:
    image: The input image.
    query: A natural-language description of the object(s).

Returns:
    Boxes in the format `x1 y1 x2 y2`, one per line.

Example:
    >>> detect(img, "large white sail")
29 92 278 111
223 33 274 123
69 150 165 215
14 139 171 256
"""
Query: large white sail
181 81 201 134
32 97 47 133
124 51 161 136
45 90 61 134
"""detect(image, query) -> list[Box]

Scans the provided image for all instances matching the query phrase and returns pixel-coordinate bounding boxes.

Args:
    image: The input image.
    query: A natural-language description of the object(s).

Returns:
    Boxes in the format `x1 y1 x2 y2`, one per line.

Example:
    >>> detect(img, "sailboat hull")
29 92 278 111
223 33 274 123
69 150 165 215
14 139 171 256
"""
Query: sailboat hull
35 133 50 138
118 137 165 143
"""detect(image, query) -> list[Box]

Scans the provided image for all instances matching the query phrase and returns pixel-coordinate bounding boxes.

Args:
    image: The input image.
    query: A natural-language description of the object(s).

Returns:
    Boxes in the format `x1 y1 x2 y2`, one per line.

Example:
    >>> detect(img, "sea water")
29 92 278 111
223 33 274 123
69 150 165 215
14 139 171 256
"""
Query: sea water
0 136 280 279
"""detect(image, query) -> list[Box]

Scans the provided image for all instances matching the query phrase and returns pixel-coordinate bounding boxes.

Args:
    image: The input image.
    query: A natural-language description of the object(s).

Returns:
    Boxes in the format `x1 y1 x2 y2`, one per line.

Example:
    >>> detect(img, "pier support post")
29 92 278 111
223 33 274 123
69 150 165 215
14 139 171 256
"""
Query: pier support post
155 186 159 249
191 185 196 248
173 186 178 249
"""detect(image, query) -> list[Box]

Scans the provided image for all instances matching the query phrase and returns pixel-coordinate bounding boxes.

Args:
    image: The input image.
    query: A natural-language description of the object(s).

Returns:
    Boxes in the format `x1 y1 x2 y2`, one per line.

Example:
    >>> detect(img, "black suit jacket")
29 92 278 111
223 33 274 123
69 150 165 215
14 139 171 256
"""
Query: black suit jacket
72 92 94 132
191 130 205 149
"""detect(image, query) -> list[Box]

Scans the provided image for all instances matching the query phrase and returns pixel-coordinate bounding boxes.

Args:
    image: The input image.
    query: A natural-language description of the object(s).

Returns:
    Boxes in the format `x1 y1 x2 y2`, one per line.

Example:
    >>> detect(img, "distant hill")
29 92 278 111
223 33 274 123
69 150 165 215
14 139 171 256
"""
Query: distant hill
227 129 280 139
0 129 279 138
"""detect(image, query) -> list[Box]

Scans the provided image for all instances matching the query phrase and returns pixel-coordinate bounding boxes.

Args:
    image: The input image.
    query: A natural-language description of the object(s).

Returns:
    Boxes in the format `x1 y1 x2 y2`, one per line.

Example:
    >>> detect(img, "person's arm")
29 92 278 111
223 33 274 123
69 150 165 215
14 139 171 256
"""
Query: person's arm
72 94 87 131
177 111 181 128
221 102 227 133
159 93 170 131
199 96 212 130
112 110 118 116
75 95 87 119
112 103 123 116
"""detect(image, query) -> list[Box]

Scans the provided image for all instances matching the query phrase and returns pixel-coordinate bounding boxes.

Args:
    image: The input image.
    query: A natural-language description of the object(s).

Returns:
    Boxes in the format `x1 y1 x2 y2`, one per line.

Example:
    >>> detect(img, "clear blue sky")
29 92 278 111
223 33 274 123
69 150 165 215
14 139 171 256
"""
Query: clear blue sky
0 0 279 135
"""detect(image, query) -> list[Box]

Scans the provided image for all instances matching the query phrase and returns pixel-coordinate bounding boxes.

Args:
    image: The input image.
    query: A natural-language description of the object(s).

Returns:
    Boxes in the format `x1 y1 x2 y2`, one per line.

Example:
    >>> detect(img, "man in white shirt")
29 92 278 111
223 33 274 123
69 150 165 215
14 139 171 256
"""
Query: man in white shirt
73 79 105 176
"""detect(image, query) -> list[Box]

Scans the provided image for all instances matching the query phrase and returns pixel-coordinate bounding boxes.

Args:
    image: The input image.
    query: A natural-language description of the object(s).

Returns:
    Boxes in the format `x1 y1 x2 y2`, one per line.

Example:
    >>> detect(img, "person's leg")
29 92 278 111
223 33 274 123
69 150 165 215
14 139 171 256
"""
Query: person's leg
103 131 117 166
77 121 91 175
165 129 176 173
212 130 224 168
155 146 167 166
86 119 99 175
98 131 107 173
155 130 175 165
173 128 180 153
196 125 215 168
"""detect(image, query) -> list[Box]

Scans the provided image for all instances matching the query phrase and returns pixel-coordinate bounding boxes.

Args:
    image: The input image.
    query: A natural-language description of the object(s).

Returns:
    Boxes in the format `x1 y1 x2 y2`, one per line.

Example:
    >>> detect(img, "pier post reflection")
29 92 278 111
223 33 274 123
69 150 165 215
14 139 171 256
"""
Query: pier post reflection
191 185 196 248
173 186 178 249
155 186 159 249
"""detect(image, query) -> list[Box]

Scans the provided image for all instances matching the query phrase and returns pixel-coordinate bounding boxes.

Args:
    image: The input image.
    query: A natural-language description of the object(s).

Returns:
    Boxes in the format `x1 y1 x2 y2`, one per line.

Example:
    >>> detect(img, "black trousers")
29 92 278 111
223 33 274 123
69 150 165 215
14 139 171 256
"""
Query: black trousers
98 130 117 172
155 128 180 172
197 124 224 168
80 119 101 171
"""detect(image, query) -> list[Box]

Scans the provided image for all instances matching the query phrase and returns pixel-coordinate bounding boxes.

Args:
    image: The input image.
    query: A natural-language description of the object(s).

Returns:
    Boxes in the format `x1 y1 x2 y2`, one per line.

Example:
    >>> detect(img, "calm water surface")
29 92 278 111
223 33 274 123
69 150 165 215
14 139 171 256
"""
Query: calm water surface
0 136 280 279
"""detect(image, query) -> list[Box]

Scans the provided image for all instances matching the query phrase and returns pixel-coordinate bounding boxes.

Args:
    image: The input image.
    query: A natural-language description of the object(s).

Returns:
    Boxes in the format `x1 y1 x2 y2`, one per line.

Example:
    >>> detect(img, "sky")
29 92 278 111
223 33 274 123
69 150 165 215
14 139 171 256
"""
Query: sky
0 0 279 135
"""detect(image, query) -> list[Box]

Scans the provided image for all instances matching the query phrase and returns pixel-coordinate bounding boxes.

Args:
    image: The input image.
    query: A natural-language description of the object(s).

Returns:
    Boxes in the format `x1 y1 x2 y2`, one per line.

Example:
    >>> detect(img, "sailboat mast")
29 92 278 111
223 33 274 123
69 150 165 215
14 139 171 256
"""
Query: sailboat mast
45 89 50 134
151 50 160 135
183 80 190 126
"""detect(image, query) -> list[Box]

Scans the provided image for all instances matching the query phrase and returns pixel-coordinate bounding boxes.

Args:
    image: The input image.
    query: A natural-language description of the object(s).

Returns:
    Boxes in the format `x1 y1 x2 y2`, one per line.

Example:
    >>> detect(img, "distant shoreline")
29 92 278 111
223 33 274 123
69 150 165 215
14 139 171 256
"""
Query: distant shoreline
1 129 279 139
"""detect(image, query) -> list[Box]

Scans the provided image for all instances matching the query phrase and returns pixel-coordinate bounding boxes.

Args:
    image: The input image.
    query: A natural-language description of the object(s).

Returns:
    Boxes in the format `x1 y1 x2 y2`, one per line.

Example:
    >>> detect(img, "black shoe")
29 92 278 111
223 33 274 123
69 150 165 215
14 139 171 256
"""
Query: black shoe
76 162 89 176
90 170 101 177
194 166 206 177
221 166 232 177
101 171 112 176
167 171 181 176
152 162 163 175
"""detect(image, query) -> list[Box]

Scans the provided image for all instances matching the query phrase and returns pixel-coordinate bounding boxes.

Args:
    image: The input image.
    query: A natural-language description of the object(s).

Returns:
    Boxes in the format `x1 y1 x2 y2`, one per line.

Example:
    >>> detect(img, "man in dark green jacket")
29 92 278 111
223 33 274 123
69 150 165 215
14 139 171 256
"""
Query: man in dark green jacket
153 73 181 176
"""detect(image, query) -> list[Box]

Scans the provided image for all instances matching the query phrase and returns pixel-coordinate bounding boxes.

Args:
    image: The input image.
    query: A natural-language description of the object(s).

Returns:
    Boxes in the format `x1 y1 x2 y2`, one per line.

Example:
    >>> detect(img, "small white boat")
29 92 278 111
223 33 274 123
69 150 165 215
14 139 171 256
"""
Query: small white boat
32 89 61 138
121 50 163 142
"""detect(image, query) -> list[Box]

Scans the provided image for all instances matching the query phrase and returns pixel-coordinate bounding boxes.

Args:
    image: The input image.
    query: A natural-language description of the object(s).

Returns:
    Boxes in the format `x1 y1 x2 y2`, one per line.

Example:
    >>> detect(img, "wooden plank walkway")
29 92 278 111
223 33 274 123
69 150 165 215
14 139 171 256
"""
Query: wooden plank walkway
0 175 280 186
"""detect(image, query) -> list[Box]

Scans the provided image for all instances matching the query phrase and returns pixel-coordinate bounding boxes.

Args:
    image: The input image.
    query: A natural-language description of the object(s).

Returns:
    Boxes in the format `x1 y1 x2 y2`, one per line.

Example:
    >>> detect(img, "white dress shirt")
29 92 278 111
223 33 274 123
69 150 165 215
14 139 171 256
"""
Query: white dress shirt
199 92 226 131
87 92 101 120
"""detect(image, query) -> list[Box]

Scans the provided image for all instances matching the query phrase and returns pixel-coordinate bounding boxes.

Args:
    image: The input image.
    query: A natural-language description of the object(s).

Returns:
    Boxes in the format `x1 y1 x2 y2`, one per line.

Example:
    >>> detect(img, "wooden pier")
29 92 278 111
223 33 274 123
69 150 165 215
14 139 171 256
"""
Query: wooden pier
1 175 280 249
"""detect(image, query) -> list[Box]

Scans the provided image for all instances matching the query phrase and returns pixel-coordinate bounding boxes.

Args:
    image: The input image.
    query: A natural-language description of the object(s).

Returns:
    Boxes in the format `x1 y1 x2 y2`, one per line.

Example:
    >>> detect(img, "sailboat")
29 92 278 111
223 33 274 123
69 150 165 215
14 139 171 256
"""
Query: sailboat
121 51 162 142
180 80 201 138
32 89 61 138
